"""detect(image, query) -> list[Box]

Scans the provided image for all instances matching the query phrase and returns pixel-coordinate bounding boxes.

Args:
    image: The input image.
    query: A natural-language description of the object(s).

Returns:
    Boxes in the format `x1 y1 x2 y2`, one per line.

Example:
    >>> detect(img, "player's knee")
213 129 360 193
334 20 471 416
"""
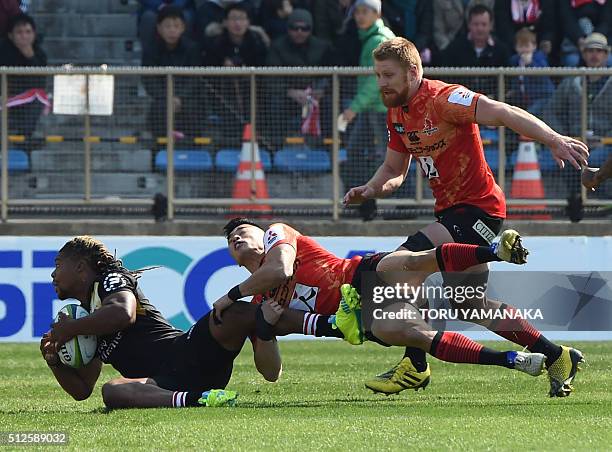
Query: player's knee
371 320 431 349
101 381 129 408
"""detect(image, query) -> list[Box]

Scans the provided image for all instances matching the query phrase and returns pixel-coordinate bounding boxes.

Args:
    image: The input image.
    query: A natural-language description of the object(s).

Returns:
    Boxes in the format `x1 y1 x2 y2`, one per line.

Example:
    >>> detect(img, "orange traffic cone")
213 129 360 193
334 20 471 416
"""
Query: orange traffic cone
231 124 271 215
508 137 551 220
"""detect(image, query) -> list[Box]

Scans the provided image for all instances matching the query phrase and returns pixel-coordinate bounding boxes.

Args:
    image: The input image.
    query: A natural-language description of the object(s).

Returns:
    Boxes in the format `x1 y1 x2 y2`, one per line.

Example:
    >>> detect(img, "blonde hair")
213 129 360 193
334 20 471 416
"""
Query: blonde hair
515 27 536 46
373 37 422 76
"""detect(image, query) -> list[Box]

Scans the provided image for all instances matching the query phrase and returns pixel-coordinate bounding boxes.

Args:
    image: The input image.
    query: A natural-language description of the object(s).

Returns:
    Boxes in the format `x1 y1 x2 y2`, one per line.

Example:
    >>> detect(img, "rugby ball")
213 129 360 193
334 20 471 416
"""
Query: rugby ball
55 304 97 368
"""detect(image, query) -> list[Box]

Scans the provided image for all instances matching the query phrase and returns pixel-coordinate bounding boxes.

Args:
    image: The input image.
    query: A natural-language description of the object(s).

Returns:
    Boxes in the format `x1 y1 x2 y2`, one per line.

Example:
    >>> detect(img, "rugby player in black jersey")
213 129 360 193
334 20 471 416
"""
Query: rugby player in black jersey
42 236 337 409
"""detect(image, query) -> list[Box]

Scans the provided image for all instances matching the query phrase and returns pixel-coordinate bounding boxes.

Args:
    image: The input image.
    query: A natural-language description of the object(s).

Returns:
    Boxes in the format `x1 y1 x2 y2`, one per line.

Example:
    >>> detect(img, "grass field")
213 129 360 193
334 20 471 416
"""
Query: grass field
1 340 611 451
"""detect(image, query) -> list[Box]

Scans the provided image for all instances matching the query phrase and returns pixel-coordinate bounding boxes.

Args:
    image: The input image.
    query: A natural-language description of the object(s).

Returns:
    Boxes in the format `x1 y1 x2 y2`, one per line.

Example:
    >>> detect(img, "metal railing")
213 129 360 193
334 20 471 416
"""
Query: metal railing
1 66 610 221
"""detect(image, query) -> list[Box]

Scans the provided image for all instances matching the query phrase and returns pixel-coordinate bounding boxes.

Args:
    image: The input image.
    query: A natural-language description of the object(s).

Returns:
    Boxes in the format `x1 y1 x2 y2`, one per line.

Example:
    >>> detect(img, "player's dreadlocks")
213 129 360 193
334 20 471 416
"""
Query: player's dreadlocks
223 217 262 239
58 236 146 278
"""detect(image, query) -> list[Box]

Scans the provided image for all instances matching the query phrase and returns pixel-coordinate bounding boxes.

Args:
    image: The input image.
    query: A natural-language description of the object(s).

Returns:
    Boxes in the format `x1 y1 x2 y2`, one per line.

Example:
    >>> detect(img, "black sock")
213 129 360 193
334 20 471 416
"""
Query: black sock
186 391 202 407
315 315 343 338
475 245 502 262
403 347 428 372
530 335 562 363
478 348 514 368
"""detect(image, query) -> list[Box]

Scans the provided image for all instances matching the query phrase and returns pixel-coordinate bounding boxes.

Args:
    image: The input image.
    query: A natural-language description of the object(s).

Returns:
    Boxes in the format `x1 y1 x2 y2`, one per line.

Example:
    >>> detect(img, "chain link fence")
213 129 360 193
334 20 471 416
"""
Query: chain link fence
1 66 610 221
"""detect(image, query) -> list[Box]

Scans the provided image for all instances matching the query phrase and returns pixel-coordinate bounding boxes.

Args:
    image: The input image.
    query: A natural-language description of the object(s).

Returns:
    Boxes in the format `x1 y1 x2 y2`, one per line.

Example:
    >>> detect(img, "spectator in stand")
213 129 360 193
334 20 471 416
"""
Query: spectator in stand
560 0 612 66
259 0 293 39
382 0 433 64
141 6 202 139
339 0 394 221
203 3 268 145
544 32 612 197
432 0 493 56
494 0 557 63
438 4 510 96
264 8 334 144
0 0 21 39
507 27 554 117
138 0 196 54
313 0 360 66
0 13 47 145
258 0 312 40
195 0 254 43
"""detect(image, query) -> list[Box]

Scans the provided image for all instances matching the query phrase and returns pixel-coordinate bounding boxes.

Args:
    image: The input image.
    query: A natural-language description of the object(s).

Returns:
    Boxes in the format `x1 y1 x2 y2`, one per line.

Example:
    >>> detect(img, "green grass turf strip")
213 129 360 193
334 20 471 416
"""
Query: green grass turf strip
0 341 610 450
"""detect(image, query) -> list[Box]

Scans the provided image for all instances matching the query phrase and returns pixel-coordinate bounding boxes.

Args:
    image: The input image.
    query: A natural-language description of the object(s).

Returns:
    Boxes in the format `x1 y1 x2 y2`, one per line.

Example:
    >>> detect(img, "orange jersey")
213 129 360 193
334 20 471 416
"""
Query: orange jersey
253 223 362 315
387 78 506 218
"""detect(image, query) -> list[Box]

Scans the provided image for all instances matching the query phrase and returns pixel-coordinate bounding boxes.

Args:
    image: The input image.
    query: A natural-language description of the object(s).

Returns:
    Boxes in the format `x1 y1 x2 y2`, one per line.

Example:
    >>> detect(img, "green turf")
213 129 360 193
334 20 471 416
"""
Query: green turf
0 341 611 451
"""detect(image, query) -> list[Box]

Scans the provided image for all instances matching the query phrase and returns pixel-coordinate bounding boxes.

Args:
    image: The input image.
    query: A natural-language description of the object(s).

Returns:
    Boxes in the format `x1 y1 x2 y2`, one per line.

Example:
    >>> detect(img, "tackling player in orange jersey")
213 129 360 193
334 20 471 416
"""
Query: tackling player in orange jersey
213 218 552 389
343 37 588 397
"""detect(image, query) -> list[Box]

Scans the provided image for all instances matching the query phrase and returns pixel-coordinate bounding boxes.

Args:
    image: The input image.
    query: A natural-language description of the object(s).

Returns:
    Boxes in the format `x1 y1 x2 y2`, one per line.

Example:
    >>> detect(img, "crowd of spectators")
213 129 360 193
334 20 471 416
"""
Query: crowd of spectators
1 0 611 190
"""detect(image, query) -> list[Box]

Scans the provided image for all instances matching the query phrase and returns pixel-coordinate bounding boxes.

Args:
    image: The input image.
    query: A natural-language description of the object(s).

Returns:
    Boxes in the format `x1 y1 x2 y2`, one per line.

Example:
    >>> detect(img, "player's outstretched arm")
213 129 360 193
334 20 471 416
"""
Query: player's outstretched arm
41 333 102 400
475 95 589 170
344 148 411 204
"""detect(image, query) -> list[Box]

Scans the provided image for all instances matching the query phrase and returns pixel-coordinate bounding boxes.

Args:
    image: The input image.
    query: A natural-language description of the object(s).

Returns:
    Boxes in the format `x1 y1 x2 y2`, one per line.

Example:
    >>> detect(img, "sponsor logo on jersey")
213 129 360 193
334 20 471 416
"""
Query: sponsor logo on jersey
103 272 128 292
407 138 447 155
422 117 439 136
407 130 420 143
98 331 123 362
472 219 496 244
264 226 286 252
393 123 405 134
448 87 476 106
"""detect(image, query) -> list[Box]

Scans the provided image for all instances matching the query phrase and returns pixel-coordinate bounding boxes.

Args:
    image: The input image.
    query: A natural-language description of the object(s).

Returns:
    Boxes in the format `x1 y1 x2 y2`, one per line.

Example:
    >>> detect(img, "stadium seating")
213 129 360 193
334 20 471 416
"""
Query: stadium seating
274 148 331 172
214 149 272 172
484 147 499 172
155 150 213 172
1 150 30 172
480 128 499 144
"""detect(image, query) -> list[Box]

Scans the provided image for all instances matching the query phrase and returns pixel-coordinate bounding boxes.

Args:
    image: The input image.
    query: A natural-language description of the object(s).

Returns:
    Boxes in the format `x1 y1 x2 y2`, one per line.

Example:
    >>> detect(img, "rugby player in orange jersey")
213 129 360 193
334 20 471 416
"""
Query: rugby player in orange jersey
213 218 552 386
343 37 589 397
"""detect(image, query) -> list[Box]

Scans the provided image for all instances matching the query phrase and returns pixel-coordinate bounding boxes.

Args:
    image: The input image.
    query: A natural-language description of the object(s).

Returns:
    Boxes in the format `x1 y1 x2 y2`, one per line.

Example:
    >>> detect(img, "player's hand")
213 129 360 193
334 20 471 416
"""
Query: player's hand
343 184 375 205
212 294 234 323
40 332 60 366
581 166 601 191
549 135 589 170
49 312 76 349
261 300 283 325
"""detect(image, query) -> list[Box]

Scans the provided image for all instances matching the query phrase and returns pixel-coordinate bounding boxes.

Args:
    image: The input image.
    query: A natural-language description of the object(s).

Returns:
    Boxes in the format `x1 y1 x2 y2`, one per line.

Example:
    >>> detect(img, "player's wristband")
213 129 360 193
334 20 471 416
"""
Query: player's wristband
228 285 243 302
255 305 275 341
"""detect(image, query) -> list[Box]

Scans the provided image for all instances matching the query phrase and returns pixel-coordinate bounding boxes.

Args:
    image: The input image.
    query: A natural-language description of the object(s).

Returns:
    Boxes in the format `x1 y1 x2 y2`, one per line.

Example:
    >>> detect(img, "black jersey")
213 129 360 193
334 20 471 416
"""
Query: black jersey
90 268 183 378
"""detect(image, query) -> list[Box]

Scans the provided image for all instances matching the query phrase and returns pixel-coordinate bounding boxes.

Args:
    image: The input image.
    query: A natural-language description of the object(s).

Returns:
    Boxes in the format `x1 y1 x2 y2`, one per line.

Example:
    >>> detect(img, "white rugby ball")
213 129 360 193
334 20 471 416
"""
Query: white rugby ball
55 304 97 368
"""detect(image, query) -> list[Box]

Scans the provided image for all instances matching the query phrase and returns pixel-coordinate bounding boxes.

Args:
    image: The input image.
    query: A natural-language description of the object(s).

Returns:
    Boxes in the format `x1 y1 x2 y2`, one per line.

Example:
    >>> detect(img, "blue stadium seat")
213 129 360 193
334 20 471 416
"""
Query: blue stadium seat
215 148 271 172
589 146 611 167
274 148 331 172
484 147 499 172
509 148 556 172
155 150 212 172
538 148 558 171
480 128 499 144
1 149 29 171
